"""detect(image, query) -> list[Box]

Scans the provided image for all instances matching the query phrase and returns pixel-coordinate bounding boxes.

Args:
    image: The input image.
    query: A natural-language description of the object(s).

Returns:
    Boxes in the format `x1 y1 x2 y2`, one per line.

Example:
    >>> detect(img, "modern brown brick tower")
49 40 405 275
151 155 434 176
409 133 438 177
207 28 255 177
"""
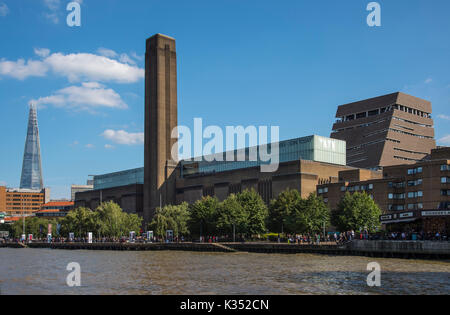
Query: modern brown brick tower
331 92 436 170
143 34 178 223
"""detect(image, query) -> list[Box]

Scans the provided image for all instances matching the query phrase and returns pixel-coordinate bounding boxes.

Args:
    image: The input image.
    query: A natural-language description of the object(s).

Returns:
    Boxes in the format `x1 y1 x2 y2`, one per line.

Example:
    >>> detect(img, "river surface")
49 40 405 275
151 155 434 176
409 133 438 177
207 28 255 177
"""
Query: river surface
0 248 449 295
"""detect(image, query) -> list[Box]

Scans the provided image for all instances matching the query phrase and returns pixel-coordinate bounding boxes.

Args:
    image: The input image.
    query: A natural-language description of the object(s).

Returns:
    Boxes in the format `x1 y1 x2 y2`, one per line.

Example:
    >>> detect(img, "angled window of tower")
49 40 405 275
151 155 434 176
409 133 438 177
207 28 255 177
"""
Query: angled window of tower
20 104 44 190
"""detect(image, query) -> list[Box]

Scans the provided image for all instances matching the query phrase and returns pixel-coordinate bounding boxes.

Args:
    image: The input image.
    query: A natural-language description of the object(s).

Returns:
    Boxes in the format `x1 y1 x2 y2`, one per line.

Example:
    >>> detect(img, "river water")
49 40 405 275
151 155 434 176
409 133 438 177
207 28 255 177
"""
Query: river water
0 248 449 295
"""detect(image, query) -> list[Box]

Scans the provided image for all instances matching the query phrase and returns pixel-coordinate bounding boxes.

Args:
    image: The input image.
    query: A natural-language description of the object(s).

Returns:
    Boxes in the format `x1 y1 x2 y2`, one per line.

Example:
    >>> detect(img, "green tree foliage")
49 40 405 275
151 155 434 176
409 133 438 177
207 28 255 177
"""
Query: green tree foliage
269 191 330 235
216 194 247 235
331 192 382 232
148 203 190 238
188 196 220 237
124 213 145 236
11 217 61 238
293 193 330 235
60 206 97 237
268 189 302 233
96 201 143 238
58 202 142 238
236 189 268 236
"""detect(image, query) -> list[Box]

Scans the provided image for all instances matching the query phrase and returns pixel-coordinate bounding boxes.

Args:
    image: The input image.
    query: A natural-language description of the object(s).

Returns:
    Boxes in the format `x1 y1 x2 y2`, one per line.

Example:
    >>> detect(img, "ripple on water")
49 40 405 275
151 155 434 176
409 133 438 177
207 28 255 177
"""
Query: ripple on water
0 248 449 295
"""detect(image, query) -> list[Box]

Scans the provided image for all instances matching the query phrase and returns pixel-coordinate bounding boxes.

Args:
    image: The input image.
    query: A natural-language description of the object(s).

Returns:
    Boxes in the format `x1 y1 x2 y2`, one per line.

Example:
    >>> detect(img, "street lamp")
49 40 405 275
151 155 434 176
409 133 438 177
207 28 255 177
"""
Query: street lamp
22 194 25 242
233 222 236 243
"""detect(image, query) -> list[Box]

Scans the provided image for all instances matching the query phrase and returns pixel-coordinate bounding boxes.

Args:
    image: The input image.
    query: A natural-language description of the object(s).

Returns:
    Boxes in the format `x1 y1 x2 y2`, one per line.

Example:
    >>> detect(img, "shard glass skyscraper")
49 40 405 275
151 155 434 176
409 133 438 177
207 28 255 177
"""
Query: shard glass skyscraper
20 104 44 190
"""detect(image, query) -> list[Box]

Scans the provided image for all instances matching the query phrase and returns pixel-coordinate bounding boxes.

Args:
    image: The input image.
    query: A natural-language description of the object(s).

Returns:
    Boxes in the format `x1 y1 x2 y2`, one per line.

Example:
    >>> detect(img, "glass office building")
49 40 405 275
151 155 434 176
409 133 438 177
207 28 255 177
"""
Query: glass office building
20 104 44 190
93 167 144 190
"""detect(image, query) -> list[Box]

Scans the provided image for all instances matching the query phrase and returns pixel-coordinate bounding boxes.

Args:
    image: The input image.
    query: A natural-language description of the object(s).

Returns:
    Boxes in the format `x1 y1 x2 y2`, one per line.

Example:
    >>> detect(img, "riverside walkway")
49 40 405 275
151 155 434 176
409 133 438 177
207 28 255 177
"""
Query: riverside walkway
1 240 449 259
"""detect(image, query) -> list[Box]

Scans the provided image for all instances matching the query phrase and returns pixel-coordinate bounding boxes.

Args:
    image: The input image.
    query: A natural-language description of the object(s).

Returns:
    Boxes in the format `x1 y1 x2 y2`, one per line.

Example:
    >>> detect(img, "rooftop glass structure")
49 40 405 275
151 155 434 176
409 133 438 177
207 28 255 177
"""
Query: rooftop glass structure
92 135 346 190
181 135 346 177
93 167 144 190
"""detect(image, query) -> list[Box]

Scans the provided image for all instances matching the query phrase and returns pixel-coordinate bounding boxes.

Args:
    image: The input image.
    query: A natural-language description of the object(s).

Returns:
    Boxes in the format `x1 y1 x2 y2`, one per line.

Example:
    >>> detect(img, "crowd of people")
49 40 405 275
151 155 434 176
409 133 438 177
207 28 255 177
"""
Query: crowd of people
384 231 448 241
1 230 449 244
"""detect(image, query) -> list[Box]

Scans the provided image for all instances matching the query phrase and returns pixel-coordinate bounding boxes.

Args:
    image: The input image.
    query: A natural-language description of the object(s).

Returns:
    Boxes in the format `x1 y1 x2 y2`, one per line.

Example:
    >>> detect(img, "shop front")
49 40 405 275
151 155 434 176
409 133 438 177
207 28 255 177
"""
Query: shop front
381 210 450 236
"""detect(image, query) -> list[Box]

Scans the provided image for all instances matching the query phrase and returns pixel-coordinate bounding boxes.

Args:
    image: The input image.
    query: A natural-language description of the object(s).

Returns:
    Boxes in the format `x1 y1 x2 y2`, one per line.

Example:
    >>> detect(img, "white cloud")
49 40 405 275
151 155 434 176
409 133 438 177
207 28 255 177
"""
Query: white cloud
34 48 51 58
43 0 61 24
438 135 450 146
130 52 143 61
0 2 9 17
101 130 144 145
104 144 115 149
119 53 136 65
98 48 137 66
85 144 95 149
44 12 59 24
31 82 128 112
44 0 60 11
97 48 118 59
437 114 450 121
0 51 144 83
425 78 433 84
0 58 49 80
45 53 144 83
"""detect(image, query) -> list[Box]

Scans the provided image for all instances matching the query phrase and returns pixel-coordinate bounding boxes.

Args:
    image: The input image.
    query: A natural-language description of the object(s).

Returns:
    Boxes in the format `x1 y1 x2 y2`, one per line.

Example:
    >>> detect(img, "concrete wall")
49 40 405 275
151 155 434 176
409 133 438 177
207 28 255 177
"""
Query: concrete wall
348 240 450 255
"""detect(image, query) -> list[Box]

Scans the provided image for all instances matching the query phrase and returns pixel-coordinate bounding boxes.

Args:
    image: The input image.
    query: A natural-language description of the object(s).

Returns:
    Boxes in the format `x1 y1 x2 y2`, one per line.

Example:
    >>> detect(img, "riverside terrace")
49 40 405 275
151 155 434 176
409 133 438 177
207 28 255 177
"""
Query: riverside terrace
2 240 450 260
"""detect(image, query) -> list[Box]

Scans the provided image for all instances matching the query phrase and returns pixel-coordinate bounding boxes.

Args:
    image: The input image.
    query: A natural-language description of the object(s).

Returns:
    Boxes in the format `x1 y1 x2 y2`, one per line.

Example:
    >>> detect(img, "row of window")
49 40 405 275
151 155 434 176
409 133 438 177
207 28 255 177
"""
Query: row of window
407 167 423 175
343 109 388 122
394 104 431 118
388 191 423 199
394 156 422 162
408 191 424 198
408 179 423 186
333 118 389 133
441 190 450 196
441 165 450 171
340 184 374 192
6 203 41 207
363 128 389 138
393 123 414 132
319 184 376 194
388 181 406 188
389 128 433 139
9 195 42 198
393 147 428 156
347 151 365 159
392 116 432 128
439 202 450 210
8 207 40 210
388 203 424 211
441 177 450 184
347 138 401 152
360 127 432 140
339 104 431 123
347 157 368 164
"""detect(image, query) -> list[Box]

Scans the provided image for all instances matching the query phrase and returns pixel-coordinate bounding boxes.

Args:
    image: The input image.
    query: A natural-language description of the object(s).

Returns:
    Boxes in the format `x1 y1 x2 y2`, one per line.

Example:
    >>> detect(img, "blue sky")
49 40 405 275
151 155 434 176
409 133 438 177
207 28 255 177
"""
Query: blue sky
0 0 449 199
